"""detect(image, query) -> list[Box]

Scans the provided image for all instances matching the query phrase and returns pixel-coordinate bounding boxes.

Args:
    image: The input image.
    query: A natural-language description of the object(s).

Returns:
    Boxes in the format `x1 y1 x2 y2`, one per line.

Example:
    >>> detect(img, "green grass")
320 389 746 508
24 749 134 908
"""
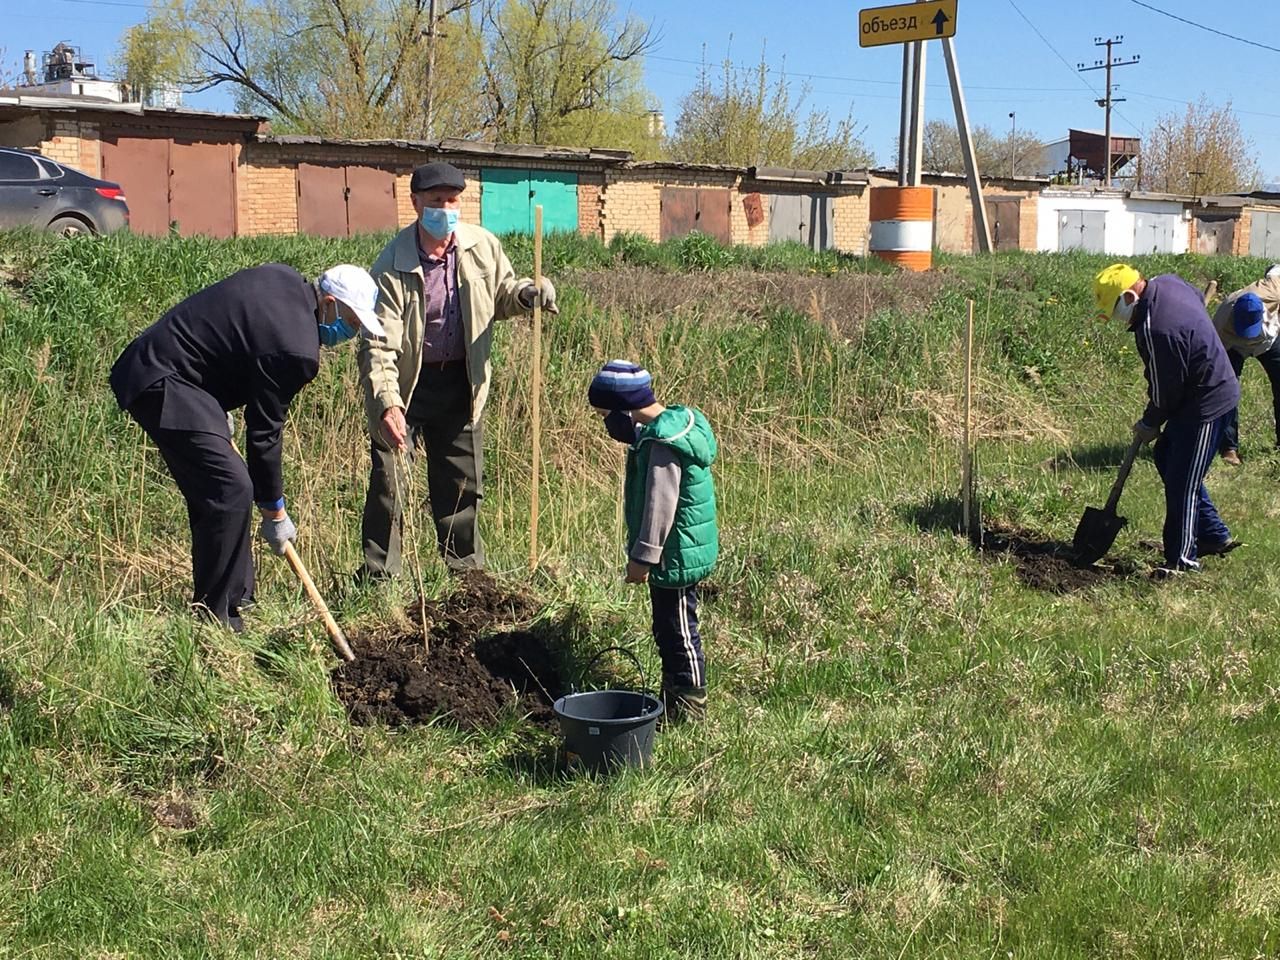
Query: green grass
2 229 1280 958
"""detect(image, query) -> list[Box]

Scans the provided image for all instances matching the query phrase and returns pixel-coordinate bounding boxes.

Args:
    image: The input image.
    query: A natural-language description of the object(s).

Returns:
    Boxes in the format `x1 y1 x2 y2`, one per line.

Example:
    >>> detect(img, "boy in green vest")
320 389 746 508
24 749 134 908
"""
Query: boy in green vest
589 361 719 721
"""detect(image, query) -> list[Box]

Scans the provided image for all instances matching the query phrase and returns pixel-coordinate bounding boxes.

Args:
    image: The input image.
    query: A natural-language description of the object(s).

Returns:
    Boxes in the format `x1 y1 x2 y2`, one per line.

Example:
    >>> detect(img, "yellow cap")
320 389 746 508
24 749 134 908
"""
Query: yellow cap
1092 263 1141 317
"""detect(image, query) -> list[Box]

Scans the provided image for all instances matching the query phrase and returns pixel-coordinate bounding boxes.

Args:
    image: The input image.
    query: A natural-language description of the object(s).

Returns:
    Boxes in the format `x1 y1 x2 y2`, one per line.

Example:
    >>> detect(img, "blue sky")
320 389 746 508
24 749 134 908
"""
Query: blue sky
6 0 1279 178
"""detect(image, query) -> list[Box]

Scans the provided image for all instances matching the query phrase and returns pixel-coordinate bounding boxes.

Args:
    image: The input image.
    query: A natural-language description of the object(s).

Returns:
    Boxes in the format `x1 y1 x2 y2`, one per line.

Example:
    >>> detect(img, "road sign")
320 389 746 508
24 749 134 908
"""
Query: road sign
858 0 957 48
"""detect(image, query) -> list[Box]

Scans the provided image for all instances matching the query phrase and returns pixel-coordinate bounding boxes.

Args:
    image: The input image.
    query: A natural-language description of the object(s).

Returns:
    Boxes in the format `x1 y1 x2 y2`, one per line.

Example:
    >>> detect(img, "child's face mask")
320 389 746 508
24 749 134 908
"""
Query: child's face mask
603 410 635 444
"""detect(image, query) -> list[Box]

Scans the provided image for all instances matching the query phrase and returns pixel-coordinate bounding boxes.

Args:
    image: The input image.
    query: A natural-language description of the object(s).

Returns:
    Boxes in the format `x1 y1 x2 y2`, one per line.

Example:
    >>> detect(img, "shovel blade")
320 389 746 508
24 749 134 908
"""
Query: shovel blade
1072 506 1127 565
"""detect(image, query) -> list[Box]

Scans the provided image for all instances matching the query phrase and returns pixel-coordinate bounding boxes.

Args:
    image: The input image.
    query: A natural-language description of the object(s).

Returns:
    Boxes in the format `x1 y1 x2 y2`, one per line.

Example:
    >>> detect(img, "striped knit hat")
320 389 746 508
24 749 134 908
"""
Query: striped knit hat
588 360 656 411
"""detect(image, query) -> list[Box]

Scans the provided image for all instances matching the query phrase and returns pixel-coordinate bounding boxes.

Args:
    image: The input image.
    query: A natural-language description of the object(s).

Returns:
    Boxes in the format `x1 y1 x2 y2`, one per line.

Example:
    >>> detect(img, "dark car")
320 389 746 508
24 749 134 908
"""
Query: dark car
0 146 128 236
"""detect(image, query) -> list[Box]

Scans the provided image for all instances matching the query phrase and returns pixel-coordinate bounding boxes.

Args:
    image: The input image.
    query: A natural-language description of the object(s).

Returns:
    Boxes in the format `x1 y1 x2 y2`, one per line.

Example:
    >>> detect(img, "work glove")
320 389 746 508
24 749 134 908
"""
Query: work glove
1267 264 1280 280
519 277 558 315
1132 420 1160 445
258 511 298 556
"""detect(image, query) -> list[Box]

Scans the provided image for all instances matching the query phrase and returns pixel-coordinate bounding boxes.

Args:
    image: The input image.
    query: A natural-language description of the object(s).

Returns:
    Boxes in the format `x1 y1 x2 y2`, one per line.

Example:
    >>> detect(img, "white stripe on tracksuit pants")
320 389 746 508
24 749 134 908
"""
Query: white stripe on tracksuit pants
1153 415 1231 570
649 584 704 689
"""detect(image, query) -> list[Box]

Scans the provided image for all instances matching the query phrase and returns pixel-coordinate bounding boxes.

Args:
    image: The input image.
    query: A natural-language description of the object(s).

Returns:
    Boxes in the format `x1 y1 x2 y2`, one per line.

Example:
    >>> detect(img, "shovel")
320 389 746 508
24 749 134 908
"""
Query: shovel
1072 435 1143 565
282 542 355 662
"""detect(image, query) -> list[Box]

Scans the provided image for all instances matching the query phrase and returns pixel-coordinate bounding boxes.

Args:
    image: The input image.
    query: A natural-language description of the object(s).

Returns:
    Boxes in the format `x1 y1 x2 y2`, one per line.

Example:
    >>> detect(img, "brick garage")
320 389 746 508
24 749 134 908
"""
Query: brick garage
867 169 1045 254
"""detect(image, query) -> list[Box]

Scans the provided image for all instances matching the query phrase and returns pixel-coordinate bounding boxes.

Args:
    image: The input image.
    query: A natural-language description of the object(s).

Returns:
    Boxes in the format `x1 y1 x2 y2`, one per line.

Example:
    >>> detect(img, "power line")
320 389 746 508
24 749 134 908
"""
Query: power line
646 54 1082 93
1126 0 1280 54
1005 0 1145 136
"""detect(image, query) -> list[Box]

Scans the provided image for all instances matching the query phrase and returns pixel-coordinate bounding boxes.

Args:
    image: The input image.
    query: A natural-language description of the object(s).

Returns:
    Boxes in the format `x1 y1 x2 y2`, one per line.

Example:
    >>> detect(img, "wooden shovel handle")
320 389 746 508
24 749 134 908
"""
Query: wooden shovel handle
282 541 355 662
1104 436 1144 514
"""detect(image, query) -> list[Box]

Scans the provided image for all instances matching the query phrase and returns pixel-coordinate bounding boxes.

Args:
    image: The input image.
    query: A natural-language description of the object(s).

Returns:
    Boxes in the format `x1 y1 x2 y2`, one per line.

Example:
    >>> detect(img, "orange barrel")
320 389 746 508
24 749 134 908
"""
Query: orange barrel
869 186 934 271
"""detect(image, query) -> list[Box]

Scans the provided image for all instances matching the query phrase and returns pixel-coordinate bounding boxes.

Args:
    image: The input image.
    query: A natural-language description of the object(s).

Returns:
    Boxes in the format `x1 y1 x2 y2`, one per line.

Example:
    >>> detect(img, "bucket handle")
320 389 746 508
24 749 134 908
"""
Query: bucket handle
577 645 653 697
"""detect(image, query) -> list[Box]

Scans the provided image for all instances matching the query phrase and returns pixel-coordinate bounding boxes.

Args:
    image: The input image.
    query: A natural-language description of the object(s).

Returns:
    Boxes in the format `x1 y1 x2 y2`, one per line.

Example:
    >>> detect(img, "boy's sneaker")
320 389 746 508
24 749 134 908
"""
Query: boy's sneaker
661 685 707 724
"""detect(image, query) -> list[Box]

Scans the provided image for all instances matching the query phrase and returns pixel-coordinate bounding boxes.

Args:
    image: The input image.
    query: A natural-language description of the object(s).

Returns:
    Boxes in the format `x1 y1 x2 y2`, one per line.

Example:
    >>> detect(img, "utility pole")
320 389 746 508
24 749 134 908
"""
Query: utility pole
422 0 439 141
1079 36 1139 188
1008 111 1016 179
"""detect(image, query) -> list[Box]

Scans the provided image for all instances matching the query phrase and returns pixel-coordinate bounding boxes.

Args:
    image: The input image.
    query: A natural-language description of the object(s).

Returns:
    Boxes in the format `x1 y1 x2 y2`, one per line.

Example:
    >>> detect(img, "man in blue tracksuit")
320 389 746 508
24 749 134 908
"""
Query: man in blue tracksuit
1094 264 1241 575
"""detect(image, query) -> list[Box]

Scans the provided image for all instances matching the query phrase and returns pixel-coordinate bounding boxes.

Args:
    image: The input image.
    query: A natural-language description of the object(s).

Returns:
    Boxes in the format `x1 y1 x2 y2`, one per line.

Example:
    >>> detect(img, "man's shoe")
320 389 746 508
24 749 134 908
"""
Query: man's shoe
1150 566 1186 582
661 685 707 724
1221 449 1243 467
1198 538 1243 557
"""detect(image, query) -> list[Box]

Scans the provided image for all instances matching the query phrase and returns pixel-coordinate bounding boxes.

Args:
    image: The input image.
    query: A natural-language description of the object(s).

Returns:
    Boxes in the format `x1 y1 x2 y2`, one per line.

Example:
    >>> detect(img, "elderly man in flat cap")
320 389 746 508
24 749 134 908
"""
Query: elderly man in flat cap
357 161 557 577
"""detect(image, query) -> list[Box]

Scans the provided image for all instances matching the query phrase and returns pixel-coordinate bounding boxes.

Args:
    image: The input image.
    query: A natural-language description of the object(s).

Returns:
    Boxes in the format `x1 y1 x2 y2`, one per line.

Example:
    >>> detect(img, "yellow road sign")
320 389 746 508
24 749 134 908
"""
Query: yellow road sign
858 0 957 48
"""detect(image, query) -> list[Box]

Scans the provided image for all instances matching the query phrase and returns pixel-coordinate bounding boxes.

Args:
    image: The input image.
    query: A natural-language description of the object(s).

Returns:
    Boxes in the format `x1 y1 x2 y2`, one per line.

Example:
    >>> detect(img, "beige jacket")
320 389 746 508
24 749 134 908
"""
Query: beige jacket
1212 275 1280 357
359 222 531 439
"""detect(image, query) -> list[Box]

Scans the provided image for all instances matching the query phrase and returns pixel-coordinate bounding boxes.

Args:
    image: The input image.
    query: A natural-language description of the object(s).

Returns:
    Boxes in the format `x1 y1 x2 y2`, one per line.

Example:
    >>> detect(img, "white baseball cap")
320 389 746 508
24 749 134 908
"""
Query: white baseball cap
319 264 385 338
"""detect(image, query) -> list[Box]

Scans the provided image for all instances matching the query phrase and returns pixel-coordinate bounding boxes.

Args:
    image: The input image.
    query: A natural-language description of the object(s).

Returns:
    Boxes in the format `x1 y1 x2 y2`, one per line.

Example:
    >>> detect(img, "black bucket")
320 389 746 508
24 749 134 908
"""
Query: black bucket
553 647 663 771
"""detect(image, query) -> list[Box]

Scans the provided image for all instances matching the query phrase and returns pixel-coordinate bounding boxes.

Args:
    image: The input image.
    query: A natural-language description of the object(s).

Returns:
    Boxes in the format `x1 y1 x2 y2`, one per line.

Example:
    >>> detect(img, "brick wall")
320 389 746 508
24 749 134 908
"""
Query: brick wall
600 171 661 241
578 172 604 239
834 191 869 255
239 159 298 235
41 118 101 175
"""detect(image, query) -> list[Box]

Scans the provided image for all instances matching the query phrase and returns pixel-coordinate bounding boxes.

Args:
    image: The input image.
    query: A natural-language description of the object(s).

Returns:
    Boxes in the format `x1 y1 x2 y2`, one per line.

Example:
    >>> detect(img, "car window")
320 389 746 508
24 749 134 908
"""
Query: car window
34 157 64 179
0 152 41 181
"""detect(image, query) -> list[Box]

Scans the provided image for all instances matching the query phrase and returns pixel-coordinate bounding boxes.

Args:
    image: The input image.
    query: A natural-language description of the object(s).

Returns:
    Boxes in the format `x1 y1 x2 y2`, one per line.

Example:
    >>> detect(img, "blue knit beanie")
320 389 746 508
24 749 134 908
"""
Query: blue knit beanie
1234 292 1266 338
588 360 656 411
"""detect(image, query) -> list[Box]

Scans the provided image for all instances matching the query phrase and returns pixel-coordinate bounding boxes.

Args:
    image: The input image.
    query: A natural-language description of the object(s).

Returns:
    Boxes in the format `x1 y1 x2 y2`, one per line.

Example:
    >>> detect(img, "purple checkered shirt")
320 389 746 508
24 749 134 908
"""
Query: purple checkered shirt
417 232 464 363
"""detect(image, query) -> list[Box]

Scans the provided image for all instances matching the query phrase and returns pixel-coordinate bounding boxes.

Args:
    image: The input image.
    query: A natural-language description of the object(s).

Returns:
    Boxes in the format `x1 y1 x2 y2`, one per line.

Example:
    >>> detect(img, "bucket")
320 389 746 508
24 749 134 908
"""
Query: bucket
553 647 663 771
869 185 935 271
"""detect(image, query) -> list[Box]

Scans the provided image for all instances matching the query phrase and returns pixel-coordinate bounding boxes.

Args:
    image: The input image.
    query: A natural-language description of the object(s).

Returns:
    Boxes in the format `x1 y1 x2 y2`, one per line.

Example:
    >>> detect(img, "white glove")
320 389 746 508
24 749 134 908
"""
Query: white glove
519 278 558 315
1267 264 1280 280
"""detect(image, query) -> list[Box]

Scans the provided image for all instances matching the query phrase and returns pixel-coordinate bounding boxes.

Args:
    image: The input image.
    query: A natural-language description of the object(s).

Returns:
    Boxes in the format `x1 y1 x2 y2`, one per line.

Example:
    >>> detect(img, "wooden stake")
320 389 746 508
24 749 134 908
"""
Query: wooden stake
961 299 974 538
529 204 543 570
282 542 355 662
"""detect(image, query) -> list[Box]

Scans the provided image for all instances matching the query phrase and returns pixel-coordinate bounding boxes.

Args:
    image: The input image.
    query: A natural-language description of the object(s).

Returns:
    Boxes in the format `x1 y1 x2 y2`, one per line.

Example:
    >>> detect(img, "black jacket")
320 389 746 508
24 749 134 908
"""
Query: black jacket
110 263 321 505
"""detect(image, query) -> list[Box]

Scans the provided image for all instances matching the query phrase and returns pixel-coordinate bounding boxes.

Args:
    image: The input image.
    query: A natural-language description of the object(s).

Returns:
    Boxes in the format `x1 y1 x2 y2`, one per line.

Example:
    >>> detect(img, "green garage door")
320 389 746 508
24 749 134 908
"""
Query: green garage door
480 168 579 235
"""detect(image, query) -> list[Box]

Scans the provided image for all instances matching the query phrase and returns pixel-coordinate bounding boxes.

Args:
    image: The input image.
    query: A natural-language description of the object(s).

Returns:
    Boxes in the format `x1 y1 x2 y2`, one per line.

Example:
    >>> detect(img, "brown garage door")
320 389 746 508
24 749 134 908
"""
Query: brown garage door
297 163 349 237
345 165 398 235
660 186 731 244
170 140 236 238
979 198 1022 252
100 136 169 236
660 187 698 241
695 188 731 244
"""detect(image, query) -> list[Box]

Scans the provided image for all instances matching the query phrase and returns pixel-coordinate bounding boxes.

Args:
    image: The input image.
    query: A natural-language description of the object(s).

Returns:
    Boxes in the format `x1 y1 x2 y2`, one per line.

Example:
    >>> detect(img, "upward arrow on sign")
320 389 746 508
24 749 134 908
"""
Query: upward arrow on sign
931 9 950 35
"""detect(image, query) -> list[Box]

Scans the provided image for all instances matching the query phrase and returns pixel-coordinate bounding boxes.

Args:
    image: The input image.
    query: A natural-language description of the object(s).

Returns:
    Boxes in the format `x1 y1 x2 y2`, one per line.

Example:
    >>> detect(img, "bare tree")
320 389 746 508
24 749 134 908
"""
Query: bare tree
1139 96 1261 195
920 119 1042 178
668 49 873 169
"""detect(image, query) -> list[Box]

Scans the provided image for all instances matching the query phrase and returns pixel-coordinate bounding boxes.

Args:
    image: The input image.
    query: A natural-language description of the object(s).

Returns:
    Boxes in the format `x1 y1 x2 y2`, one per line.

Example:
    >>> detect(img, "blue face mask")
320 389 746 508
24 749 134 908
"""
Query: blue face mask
318 304 356 347
420 206 459 240
603 410 636 444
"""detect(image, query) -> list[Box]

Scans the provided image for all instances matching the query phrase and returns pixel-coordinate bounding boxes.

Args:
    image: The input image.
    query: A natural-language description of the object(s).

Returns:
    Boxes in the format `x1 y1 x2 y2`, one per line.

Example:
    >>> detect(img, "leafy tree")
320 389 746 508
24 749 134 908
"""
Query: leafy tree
118 0 658 146
667 49 873 170
475 0 660 154
1138 96 1260 194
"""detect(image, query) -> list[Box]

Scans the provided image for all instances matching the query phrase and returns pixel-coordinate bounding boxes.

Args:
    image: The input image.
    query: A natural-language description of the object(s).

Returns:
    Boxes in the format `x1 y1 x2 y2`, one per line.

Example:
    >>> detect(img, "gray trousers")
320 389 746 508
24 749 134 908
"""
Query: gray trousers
361 360 484 574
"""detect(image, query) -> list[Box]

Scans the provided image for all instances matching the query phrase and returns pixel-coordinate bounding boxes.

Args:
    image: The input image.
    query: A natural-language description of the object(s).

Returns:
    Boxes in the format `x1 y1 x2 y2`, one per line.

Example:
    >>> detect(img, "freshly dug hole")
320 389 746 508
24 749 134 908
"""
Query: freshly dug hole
331 572 567 730
980 524 1141 593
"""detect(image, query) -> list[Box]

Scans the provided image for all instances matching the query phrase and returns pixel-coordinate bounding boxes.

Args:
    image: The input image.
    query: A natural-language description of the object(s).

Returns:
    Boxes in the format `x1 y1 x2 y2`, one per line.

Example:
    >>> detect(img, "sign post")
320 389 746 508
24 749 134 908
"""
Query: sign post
859 0 992 254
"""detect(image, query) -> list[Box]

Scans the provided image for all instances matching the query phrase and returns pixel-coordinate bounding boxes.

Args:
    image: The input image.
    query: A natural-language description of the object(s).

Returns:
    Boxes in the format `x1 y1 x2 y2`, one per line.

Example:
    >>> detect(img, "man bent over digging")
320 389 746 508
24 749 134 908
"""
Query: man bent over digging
590 361 719 721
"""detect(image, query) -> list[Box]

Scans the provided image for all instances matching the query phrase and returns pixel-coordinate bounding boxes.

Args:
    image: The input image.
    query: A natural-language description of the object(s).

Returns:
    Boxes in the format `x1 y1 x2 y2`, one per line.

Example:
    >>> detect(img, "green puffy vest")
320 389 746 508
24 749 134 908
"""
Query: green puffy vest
624 405 719 588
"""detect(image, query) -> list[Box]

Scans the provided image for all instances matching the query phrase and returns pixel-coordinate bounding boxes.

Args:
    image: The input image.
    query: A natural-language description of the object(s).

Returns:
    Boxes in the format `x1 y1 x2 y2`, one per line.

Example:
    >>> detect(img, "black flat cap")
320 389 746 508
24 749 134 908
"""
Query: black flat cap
410 161 466 193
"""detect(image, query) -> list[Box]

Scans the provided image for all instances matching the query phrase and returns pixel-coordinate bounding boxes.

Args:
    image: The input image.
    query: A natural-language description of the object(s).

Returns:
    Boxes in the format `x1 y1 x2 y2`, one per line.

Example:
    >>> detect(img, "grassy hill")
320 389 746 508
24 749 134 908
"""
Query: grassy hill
1 230 1279 958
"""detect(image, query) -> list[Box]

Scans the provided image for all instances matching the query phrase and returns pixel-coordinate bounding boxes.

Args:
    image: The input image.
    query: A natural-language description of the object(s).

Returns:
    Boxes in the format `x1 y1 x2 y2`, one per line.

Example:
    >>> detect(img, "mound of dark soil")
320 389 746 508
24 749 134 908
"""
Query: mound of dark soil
980 524 1140 593
331 572 567 730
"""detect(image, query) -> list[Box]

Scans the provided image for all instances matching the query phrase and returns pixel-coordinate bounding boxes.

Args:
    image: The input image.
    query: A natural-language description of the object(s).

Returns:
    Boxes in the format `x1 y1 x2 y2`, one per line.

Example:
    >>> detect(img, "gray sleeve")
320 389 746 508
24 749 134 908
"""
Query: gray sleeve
630 444 682 565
